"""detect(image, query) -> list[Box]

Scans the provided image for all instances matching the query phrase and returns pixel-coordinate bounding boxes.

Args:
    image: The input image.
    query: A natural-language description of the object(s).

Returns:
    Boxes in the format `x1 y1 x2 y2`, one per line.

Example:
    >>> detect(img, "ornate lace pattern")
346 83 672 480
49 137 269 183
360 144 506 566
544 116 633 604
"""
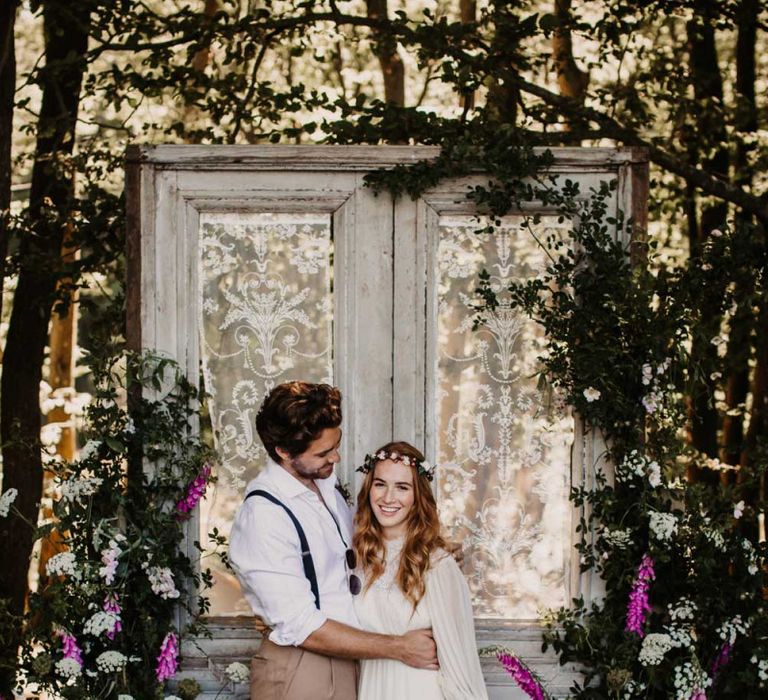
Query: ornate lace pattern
368 537 405 592
435 215 576 619
198 212 333 615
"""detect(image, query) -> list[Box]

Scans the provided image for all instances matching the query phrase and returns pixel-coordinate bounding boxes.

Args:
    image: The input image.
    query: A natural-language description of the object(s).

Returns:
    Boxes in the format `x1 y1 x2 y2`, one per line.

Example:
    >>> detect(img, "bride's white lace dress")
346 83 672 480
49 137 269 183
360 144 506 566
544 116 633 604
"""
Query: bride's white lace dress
353 537 488 700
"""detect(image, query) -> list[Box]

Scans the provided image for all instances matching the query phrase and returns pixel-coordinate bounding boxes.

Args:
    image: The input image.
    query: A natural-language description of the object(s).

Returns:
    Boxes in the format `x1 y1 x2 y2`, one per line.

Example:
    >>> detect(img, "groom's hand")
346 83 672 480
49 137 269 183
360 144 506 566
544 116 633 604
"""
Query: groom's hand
252 614 271 634
399 628 439 670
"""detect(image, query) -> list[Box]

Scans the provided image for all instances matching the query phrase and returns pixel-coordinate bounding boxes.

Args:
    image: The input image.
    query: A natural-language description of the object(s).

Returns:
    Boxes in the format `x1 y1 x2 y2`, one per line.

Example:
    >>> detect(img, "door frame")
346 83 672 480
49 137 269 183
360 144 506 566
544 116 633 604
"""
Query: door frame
125 144 648 698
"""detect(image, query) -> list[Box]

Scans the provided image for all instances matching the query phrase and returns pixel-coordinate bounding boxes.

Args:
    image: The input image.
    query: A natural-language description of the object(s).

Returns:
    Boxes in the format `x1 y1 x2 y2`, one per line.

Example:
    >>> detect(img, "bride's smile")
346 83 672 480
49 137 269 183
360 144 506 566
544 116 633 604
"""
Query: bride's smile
370 460 415 539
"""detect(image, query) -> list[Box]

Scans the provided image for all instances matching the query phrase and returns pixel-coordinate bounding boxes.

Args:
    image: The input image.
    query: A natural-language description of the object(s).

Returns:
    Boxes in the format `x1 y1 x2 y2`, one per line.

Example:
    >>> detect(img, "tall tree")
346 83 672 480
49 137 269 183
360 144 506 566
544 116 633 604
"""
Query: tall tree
0 1 17 323
459 0 477 113
0 2 92 692
722 0 760 471
367 0 405 106
552 0 588 110
686 0 729 460
486 1 521 125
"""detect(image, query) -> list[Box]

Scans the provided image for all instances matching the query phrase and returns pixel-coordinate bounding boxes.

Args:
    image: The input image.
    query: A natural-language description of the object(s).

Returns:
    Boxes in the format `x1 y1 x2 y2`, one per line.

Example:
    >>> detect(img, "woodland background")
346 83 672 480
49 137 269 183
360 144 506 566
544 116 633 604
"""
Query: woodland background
0 0 766 695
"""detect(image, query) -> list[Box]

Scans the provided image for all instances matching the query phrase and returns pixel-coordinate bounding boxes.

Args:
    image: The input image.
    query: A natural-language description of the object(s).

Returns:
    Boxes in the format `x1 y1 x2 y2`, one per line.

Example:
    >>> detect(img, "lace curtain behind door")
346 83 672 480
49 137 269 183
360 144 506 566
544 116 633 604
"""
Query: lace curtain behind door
435 215 575 620
198 212 334 615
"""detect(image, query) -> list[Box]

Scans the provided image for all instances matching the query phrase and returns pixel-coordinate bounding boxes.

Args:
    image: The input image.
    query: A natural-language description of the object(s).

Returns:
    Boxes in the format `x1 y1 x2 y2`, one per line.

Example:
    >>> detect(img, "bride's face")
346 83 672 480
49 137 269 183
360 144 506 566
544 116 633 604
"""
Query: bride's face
369 459 415 539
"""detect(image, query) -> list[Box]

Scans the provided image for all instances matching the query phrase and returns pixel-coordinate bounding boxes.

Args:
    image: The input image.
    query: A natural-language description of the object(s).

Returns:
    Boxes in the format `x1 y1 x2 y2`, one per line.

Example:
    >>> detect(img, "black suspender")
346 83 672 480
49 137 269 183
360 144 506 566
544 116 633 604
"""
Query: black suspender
245 489 321 610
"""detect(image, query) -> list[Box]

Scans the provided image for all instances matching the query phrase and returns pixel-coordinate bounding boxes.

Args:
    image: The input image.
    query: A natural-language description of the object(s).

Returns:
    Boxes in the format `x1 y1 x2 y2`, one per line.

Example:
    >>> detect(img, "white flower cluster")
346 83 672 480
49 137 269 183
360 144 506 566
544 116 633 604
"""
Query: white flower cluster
641 358 671 416
617 450 662 488
55 657 82 679
663 598 697 650
603 528 633 549
100 534 126 585
226 661 250 684
61 475 103 505
146 565 180 599
83 611 120 637
717 615 749 645
752 655 768 681
79 440 101 461
46 552 80 580
704 527 726 551
650 512 678 542
668 598 697 622
164 696 182 700
118 695 134 700
95 650 127 673
0 487 18 517
743 539 760 575
621 680 647 699
639 633 675 666
672 661 711 700
667 624 693 650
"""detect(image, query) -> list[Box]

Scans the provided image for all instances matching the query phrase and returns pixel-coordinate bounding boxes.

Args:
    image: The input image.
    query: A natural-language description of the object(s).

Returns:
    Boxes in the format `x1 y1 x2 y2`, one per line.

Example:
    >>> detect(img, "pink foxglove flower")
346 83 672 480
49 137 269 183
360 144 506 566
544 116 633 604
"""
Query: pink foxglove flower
625 554 655 636
711 641 732 679
175 463 212 516
498 651 548 700
103 594 122 640
60 632 83 667
155 631 179 682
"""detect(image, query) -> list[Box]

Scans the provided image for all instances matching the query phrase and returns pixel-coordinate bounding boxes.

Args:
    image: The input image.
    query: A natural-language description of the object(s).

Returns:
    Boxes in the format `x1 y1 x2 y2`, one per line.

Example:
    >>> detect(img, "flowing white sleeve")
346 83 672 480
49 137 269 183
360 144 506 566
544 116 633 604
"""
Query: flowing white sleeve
426 553 489 700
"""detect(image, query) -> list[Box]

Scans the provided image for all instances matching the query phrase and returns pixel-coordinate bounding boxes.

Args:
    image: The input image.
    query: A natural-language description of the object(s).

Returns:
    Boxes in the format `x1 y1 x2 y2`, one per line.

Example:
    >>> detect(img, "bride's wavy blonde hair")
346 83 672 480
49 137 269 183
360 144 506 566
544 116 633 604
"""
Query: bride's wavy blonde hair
353 441 445 608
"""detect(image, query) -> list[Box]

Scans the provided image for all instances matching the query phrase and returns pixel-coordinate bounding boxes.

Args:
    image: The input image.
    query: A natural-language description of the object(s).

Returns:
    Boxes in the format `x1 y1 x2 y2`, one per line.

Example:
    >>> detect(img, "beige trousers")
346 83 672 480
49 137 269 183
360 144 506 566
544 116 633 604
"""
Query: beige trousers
250 637 358 700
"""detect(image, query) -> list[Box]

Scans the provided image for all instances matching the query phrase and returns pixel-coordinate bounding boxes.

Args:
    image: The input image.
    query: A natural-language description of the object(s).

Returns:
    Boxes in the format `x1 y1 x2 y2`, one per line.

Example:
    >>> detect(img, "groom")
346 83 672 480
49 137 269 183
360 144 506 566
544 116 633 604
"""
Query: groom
229 381 438 700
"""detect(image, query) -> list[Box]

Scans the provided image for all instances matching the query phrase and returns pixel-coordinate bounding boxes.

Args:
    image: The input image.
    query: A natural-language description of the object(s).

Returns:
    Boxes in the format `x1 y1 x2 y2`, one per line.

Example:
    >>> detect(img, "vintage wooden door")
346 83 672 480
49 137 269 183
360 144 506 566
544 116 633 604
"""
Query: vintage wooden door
126 145 647 698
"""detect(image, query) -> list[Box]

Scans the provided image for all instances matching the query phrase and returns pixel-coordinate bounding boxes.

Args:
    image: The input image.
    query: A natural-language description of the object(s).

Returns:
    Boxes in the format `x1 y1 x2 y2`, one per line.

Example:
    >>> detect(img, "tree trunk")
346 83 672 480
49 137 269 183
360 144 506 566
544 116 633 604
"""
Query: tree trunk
459 0 476 113
366 0 405 107
0 2 91 692
686 0 729 460
742 304 768 466
37 225 78 584
183 0 218 143
0 1 17 324
552 0 589 114
486 3 520 125
723 0 759 474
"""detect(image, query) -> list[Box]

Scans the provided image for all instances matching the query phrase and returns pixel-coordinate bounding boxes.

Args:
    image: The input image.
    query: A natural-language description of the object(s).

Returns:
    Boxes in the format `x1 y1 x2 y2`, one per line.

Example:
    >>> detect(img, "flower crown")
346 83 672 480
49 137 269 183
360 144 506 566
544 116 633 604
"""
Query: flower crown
356 450 436 482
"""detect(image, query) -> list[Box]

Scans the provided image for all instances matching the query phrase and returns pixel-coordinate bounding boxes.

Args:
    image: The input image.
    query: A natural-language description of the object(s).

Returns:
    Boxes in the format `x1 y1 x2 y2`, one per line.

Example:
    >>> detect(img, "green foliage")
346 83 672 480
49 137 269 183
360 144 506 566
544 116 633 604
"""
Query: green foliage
14 353 216 699
501 200 768 696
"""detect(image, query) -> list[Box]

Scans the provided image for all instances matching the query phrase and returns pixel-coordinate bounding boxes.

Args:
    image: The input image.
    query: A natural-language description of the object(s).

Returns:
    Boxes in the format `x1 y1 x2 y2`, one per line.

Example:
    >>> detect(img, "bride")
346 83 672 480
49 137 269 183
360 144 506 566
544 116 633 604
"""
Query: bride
352 441 488 700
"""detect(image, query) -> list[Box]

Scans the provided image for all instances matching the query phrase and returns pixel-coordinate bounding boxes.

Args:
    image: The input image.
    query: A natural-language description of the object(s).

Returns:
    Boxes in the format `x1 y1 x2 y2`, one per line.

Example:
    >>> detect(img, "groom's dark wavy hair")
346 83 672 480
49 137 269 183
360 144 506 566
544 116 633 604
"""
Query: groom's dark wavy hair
256 381 342 463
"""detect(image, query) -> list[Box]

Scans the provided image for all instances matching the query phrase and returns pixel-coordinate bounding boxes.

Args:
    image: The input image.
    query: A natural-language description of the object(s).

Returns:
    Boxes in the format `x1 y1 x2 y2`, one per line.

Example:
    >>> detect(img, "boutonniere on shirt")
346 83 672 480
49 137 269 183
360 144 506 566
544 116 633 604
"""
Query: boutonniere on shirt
335 480 353 507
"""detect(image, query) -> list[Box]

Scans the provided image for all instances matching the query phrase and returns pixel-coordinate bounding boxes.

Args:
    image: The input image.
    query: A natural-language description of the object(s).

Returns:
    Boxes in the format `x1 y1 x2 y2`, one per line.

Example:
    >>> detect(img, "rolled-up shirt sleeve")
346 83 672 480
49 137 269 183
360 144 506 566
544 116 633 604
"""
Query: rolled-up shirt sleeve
229 499 327 646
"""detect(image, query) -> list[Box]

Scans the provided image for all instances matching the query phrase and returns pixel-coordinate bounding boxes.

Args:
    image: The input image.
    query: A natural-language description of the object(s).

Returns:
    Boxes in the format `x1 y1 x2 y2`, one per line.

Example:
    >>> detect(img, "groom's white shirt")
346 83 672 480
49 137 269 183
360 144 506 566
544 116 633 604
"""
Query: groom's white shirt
229 459 360 646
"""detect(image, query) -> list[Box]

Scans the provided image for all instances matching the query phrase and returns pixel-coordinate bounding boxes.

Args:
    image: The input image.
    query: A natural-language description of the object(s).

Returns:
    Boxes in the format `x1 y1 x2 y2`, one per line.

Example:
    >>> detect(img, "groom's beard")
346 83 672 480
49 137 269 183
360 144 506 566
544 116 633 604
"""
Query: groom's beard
289 455 335 481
